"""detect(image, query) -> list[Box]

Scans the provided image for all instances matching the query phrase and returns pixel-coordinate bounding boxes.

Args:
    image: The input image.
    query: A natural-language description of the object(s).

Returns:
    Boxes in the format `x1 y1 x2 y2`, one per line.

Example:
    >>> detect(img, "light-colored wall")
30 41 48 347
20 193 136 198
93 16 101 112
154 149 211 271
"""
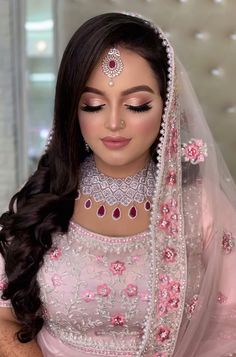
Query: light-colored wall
0 0 16 213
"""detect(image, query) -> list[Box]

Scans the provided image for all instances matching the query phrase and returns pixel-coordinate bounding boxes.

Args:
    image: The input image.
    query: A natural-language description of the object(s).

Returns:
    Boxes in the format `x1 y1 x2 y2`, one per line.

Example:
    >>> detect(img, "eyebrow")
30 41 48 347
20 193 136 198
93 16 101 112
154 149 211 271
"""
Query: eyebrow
83 85 155 96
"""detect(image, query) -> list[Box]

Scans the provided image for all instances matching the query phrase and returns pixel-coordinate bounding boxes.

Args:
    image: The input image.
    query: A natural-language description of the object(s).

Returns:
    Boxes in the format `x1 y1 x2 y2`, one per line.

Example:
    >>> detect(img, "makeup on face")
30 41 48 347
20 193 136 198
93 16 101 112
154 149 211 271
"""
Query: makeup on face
79 85 161 114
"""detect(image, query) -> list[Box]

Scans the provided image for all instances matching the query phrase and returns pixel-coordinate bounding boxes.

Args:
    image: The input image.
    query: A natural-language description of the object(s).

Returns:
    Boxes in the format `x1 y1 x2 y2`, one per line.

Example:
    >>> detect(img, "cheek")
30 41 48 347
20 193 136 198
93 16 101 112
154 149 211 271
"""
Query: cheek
78 113 98 139
134 112 162 141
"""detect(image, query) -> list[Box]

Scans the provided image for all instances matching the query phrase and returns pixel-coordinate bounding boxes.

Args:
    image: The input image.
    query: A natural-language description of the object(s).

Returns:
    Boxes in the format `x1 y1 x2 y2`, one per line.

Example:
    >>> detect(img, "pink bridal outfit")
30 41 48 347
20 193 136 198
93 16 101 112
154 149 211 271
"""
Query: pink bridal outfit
1 14 236 357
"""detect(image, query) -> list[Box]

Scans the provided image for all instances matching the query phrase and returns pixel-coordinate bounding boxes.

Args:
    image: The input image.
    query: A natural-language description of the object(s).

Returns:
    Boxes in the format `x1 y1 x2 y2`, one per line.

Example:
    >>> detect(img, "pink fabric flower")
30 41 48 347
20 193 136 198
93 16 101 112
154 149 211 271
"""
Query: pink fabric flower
110 260 126 275
0 278 7 291
156 325 171 342
162 246 177 263
222 232 235 254
82 290 95 302
49 247 62 260
181 138 208 165
51 274 62 287
124 284 138 297
97 284 111 297
111 313 125 326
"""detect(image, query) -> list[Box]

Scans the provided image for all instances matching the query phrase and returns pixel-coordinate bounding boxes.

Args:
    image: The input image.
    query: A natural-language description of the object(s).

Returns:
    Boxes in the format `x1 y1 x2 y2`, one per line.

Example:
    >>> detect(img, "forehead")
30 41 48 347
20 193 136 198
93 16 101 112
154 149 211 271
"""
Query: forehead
85 47 160 92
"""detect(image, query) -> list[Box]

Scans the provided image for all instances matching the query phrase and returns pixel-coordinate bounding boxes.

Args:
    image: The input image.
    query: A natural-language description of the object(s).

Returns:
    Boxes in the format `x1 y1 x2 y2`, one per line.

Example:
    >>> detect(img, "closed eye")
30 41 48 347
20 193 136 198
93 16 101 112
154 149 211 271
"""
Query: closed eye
80 104 105 112
125 102 152 113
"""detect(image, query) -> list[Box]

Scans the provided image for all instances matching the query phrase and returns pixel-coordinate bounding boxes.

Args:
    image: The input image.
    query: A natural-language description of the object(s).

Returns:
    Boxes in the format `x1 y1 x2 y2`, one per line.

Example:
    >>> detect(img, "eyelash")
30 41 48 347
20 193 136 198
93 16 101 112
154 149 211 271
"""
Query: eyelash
80 102 152 113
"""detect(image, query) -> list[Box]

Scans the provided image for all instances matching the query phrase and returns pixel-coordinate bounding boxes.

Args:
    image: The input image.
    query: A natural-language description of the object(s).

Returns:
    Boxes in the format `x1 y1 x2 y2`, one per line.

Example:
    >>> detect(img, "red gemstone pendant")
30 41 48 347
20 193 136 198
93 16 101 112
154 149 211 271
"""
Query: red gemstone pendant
129 206 137 219
84 199 92 209
144 200 151 211
97 205 106 218
112 207 121 220
109 60 116 69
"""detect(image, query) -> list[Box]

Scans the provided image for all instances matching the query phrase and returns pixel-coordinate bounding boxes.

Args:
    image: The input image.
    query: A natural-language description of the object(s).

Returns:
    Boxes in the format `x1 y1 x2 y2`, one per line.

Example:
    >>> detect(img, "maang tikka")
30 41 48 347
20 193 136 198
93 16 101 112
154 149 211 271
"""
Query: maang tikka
102 48 124 86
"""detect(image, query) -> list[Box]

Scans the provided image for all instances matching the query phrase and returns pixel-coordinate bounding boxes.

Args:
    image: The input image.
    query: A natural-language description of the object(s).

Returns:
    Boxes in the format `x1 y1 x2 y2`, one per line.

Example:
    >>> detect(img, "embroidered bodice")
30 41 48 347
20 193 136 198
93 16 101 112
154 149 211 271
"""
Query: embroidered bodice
37 221 152 356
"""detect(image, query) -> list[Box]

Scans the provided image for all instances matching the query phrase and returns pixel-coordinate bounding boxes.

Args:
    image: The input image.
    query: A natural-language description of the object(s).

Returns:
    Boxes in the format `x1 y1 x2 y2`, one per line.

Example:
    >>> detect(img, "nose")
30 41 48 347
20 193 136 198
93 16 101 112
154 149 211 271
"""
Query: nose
104 107 124 131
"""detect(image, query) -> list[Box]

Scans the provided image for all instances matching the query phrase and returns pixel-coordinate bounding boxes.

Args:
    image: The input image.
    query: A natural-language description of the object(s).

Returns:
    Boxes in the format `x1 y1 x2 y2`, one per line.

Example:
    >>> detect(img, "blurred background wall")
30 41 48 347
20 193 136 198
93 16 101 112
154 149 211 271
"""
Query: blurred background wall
0 0 236 213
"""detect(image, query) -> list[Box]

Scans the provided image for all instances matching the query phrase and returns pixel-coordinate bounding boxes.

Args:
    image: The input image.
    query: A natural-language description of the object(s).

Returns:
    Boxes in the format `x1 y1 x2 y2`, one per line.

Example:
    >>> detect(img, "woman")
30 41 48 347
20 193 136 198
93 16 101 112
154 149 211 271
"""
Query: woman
0 12 236 357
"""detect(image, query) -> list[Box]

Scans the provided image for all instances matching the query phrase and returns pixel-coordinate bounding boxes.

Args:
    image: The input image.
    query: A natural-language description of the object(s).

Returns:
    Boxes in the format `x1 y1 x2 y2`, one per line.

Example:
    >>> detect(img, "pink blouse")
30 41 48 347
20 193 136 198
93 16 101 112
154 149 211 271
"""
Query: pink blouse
0 221 152 356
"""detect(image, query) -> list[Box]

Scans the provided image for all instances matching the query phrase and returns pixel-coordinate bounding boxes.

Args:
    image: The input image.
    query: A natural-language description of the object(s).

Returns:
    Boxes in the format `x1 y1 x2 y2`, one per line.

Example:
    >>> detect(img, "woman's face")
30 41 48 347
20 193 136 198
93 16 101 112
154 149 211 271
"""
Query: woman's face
78 47 163 176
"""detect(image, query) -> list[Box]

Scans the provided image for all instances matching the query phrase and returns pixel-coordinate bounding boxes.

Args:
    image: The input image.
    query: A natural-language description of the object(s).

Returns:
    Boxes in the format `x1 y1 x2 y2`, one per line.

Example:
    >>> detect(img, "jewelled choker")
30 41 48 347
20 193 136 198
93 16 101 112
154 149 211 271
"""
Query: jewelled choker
77 155 156 220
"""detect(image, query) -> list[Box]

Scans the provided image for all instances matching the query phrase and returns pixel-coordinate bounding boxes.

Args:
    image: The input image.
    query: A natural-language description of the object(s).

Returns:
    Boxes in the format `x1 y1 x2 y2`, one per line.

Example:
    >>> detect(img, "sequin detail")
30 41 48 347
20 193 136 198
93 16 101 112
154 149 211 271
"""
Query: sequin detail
185 294 199 319
222 232 235 254
217 291 228 304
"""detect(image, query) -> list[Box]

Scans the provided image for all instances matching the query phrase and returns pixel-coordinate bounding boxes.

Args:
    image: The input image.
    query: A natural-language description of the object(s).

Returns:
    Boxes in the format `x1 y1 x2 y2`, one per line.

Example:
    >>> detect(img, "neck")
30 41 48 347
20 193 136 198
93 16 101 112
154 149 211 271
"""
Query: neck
93 154 152 178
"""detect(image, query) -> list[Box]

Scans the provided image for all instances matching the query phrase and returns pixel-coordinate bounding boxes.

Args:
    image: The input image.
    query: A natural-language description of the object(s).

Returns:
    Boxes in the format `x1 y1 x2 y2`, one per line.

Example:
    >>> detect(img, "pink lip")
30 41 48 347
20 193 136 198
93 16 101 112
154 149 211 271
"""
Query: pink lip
101 137 131 149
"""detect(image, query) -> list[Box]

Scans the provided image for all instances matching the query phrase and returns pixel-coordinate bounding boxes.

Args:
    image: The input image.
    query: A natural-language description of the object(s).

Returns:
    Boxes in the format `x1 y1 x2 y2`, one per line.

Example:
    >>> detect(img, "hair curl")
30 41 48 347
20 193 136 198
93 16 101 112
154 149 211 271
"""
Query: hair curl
0 13 168 342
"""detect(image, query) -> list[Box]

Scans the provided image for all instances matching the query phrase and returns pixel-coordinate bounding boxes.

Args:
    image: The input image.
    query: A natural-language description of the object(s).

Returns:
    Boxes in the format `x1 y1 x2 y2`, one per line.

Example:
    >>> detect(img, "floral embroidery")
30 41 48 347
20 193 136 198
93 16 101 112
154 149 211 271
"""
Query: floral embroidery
42 306 50 320
217 291 228 304
111 313 125 326
96 255 104 263
49 247 62 260
36 221 151 354
124 284 138 297
0 277 7 291
150 352 167 357
159 199 178 236
156 325 171 343
82 290 95 302
166 170 177 185
181 138 208 165
97 284 111 297
110 260 126 275
166 128 178 158
51 274 62 287
157 274 180 317
185 294 199 319
139 291 150 302
162 246 177 263
222 232 235 254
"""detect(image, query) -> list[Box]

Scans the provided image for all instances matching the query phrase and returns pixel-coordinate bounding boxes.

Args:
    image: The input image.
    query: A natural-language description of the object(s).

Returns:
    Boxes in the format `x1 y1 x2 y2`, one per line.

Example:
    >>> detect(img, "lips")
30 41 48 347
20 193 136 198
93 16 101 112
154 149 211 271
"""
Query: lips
101 136 131 149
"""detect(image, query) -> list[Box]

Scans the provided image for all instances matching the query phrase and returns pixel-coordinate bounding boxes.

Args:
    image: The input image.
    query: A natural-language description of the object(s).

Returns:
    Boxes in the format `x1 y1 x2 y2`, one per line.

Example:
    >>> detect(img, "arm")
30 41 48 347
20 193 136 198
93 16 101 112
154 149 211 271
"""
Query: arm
0 307 43 357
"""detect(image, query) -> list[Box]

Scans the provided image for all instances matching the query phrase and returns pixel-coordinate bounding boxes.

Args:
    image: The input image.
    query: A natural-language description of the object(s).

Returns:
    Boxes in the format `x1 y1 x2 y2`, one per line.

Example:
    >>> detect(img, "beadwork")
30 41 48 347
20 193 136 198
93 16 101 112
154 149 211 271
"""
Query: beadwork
102 48 124 86
78 155 155 220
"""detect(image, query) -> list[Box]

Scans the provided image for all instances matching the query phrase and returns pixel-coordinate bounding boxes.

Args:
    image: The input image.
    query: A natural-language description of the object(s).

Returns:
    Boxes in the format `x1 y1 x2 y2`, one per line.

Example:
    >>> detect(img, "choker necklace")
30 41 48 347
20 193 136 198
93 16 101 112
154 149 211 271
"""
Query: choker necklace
77 155 156 220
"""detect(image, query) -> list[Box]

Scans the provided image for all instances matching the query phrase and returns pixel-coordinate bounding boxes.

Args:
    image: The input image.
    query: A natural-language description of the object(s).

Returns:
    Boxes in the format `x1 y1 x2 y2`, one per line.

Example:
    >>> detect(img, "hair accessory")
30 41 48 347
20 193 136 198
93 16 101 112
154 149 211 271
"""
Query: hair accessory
78 155 155 220
102 48 124 86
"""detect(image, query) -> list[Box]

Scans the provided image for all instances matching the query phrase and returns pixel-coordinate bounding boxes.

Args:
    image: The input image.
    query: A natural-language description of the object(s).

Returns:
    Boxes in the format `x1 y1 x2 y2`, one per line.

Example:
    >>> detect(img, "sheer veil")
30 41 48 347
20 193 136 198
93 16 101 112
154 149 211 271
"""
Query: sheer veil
125 13 236 357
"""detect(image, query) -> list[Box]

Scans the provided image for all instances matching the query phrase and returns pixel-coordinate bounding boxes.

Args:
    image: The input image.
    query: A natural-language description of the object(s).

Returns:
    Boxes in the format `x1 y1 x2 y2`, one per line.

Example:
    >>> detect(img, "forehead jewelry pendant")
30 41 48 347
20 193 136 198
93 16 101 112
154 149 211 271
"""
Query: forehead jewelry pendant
102 48 124 86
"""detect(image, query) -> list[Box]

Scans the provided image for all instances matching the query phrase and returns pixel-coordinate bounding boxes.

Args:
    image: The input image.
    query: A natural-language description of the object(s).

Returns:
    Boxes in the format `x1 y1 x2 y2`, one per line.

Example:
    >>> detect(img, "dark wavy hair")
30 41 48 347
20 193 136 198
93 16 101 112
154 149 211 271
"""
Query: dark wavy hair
0 13 168 342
